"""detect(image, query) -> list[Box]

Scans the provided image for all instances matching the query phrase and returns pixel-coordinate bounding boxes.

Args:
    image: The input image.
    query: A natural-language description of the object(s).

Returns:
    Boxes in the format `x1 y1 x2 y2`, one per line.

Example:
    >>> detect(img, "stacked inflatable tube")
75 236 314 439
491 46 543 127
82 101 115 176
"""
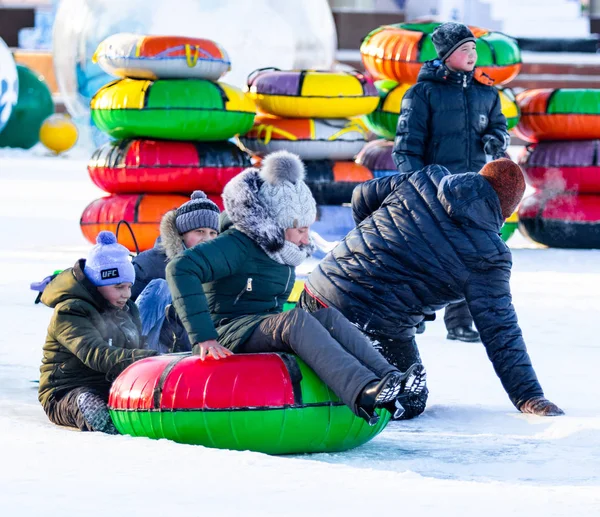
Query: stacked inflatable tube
109 353 390 454
514 89 600 143
519 192 600 249
93 33 231 81
88 140 251 194
517 89 600 248
239 115 369 161
246 69 379 118
241 68 377 204
519 140 600 193
91 78 255 141
82 34 255 252
360 22 521 86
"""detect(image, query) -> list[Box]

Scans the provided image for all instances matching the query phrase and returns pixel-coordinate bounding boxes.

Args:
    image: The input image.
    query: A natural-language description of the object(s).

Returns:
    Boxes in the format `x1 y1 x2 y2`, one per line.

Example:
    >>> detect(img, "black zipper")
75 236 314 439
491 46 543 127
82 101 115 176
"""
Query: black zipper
463 74 470 169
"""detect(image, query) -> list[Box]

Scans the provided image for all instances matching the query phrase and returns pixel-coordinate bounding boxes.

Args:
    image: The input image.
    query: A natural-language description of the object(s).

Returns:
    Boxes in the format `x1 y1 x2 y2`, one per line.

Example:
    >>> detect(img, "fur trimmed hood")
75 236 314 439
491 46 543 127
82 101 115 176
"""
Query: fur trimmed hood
222 167 286 253
159 210 186 260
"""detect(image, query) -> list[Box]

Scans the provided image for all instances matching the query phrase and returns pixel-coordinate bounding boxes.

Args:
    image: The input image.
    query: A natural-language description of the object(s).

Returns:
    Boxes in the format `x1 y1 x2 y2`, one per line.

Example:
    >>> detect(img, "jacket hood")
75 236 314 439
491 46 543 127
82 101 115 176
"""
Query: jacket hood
417 59 474 85
437 172 504 232
41 259 113 310
159 210 186 260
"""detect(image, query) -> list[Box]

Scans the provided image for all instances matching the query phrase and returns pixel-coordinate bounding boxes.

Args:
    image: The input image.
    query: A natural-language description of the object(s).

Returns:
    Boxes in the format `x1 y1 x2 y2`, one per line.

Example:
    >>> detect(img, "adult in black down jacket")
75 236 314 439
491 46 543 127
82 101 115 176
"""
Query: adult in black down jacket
302 159 563 419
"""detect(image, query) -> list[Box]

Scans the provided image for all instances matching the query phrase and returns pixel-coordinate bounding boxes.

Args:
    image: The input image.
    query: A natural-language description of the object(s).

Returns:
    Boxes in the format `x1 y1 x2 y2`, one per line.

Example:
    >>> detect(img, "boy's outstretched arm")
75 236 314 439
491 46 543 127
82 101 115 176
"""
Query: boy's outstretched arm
392 86 430 174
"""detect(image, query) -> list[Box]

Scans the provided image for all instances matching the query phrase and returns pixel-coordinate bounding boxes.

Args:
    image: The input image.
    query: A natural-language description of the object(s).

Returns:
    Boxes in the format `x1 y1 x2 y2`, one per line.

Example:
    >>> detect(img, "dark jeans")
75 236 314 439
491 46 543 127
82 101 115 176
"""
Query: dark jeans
444 300 473 331
240 307 397 415
44 387 108 432
299 289 428 419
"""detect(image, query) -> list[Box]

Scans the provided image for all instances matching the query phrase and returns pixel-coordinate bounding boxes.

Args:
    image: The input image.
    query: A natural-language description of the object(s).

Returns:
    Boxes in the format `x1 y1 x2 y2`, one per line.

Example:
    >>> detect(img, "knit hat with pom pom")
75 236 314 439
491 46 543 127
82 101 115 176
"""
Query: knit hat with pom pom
84 231 135 287
257 151 317 229
175 190 221 234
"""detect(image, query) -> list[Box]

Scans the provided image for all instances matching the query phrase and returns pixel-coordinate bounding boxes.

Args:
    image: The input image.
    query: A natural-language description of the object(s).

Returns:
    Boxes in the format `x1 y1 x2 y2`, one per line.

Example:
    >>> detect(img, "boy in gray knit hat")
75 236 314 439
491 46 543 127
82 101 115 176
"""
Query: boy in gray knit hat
392 21 511 346
167 150 426 426
132 190 221 353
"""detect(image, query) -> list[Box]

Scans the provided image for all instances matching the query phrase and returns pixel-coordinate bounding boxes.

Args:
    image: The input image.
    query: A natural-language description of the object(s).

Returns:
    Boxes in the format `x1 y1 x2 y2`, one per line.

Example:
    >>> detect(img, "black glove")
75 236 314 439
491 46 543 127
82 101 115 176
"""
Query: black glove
482 134 507 160
519 396 564 416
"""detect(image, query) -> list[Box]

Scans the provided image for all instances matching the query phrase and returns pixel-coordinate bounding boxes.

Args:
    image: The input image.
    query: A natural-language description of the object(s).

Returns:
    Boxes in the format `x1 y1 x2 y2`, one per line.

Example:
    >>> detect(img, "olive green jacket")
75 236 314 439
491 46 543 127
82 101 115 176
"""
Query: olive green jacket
38 260 157 408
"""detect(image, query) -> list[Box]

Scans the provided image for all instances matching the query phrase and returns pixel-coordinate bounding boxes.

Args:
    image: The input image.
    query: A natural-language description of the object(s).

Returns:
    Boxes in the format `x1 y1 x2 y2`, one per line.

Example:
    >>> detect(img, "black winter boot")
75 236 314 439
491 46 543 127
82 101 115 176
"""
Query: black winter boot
356 371 406 426
384 364 427 418
447 326 481 342
76 392 119 434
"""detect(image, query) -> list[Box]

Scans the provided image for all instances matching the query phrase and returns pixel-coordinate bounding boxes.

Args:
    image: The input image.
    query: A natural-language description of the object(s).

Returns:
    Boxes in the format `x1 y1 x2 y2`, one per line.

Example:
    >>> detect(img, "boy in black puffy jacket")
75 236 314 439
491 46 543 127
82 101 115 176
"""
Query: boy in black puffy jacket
392 22 511 343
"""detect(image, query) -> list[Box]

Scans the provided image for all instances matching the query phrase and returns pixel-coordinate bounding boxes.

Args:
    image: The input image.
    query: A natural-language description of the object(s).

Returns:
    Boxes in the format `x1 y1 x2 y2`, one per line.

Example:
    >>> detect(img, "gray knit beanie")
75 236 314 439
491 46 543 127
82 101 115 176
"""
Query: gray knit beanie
258 151 317 229
175 190 220 234
432 22 476 62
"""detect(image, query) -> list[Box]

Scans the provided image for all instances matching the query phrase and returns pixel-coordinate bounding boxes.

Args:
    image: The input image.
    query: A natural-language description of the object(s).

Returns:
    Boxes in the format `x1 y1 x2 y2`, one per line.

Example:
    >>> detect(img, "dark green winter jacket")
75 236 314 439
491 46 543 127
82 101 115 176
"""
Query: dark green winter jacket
166 228 295 351
38 260 157 408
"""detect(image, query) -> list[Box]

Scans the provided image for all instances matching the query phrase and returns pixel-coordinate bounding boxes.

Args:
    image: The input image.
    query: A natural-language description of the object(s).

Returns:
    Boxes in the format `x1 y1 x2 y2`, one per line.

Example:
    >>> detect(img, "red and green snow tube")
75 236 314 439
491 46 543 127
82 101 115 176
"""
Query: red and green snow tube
109 353 390 454
88 139 251 194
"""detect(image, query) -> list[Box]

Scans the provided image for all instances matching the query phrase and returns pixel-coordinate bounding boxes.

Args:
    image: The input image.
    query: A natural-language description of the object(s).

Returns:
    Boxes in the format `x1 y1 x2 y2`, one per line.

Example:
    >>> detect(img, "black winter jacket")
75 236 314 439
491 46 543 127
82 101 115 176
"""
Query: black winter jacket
392 60 509 175
306 166 544 409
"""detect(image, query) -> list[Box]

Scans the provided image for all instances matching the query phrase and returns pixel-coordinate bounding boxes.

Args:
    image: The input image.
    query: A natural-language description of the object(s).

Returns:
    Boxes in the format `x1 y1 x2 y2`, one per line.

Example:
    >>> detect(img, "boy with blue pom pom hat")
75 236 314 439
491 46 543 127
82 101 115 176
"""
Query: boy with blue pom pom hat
39 231 157 434
167 150 426 426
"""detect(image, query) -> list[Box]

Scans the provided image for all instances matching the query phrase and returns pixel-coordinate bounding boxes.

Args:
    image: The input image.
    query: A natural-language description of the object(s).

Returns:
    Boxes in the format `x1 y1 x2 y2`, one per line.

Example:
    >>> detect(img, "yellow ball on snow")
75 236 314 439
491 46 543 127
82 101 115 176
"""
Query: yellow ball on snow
39 114 79 154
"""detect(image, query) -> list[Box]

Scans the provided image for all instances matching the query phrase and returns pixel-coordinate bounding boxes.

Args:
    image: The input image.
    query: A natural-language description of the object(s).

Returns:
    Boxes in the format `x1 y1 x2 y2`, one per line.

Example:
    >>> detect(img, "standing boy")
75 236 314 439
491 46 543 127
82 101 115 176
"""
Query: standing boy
392 22 510 343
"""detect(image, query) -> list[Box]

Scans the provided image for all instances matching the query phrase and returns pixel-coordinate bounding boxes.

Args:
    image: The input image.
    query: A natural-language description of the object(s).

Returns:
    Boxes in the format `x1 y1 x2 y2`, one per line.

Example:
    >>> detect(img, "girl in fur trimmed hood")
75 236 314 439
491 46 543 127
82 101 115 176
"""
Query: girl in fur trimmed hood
132 191 220 353
166 150 425 425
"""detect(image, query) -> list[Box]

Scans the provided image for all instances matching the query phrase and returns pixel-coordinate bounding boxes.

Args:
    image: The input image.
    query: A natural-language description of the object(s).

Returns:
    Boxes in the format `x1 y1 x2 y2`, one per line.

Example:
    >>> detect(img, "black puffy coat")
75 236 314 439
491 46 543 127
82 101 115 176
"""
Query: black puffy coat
392 61 508 175
306 166 544 409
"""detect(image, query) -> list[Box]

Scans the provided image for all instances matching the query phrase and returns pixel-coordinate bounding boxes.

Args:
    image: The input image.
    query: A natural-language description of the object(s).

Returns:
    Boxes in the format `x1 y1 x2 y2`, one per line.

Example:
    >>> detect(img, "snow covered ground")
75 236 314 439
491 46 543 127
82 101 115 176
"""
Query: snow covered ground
1 148 599 516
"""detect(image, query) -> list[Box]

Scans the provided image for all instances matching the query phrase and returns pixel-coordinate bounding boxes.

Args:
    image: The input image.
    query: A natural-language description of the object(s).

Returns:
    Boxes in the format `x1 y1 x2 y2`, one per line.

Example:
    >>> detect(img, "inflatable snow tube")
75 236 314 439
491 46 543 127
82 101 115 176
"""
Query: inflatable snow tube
238 116 369 160
363 80 519 140
362 80 411 140
514 89 600 143
93 33 231 80
355 139 397 178
88 140 251 195
519 140 600 193
108 353 390 454
0 65 54 149
305 160 373 205
360 22 521 86
247 69 379 118
91 78 255 141
81 193 223 252
518 192 600 249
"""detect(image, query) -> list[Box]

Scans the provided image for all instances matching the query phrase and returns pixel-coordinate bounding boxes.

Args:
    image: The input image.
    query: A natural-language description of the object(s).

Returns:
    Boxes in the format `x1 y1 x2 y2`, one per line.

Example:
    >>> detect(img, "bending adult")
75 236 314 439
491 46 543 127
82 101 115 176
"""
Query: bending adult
301 159 563 419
